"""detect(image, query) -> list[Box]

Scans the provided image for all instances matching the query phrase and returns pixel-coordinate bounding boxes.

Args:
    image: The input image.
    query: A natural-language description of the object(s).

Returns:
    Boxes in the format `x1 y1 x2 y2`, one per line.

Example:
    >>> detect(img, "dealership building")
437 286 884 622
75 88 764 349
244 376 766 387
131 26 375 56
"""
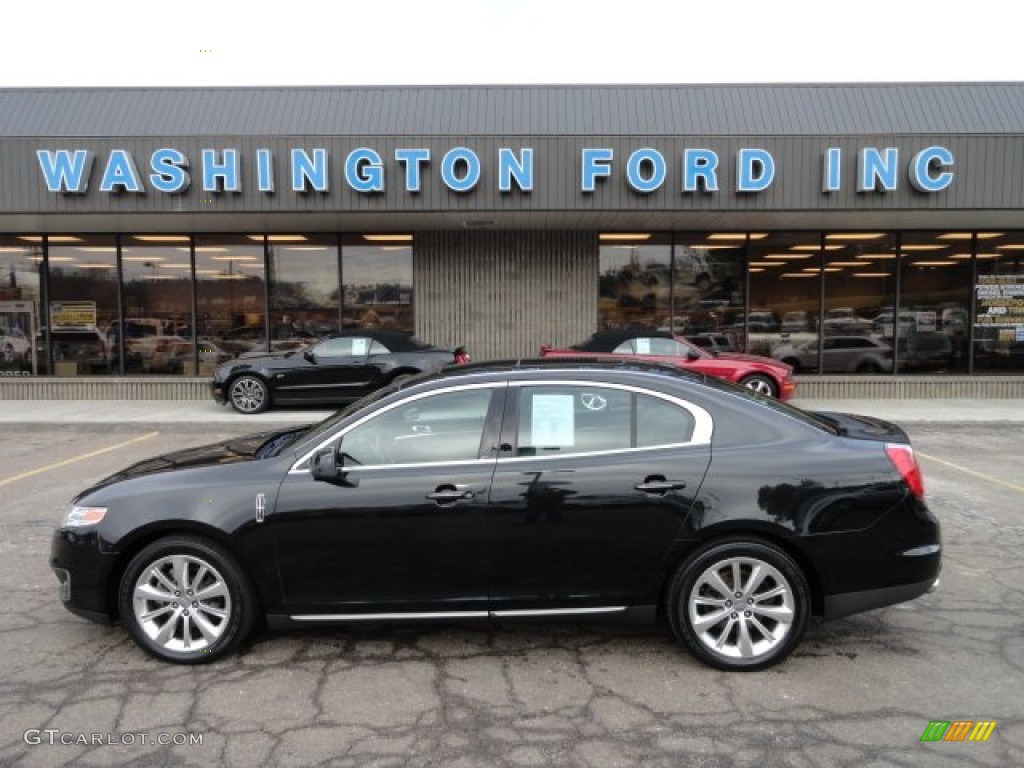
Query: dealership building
1 83 1022 398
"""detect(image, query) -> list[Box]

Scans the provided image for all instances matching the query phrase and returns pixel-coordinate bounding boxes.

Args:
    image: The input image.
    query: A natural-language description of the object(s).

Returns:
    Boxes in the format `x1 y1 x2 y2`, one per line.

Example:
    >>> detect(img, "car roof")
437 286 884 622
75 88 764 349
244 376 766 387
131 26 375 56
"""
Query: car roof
419 356 711 389
570 328 673 352
326 328 434 351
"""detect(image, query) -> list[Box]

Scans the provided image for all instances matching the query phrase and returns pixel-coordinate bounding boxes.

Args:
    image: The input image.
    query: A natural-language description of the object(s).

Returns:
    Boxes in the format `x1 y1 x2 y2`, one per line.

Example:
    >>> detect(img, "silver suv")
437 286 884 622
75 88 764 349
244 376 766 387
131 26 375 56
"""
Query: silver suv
773 336 893 373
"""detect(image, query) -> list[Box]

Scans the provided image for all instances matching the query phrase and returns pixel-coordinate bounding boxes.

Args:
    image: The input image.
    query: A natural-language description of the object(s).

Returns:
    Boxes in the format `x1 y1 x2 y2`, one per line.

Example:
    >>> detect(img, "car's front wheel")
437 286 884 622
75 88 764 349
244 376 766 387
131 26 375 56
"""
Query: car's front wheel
118 535 256 664
667 539 810 671
228 375 270 414
738 374 778 398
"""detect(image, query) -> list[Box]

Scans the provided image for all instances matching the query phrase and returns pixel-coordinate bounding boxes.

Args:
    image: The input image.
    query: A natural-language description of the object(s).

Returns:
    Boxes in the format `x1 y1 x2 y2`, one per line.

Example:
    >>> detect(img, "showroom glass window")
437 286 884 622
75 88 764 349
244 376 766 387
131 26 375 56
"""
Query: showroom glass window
46 235 118 376
195 235 267 359
974 232 1024 373
673 233 745 343
120 235 195 374
0 237 43 375
267 234 340 349
341 235 413 331
822 232 897 374
897 232 971 374
746 232 821 361
598 234 671 331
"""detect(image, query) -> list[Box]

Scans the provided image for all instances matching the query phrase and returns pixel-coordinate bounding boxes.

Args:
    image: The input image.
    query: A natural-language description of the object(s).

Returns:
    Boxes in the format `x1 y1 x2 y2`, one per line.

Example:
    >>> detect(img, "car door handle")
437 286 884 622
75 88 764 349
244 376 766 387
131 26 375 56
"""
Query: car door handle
426 485 475 503
634 479 687 494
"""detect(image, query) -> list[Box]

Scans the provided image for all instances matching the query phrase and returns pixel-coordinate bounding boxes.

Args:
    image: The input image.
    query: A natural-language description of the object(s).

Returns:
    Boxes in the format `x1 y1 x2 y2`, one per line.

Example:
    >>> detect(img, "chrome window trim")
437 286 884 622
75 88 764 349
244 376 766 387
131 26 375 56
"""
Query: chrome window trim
496 442 701 464
289 377 713 474
289 381 505 473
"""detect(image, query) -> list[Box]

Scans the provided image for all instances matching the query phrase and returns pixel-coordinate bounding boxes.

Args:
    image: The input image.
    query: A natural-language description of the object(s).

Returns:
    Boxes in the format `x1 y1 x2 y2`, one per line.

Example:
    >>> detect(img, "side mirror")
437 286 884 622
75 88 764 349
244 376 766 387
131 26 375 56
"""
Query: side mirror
310 445 358 486
303 349 316 364
687 351 701 362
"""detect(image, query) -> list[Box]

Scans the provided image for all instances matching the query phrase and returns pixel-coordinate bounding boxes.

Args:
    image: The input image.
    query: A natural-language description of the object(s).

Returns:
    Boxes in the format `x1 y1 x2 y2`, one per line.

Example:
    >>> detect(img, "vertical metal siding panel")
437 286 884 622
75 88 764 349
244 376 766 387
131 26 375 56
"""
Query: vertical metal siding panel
415 231 596 360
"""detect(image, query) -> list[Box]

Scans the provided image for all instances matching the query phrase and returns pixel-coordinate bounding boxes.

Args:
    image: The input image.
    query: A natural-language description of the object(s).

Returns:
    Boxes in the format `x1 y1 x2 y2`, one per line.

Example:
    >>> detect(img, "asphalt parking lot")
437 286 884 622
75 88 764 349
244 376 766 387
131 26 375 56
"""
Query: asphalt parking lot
0 419 1022 767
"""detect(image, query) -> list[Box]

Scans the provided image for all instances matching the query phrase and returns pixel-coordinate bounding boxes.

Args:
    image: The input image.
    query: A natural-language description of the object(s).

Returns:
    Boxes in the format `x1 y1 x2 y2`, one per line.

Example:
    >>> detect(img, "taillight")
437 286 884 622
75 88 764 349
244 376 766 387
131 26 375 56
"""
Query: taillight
885 443 925 500
453 346 470 365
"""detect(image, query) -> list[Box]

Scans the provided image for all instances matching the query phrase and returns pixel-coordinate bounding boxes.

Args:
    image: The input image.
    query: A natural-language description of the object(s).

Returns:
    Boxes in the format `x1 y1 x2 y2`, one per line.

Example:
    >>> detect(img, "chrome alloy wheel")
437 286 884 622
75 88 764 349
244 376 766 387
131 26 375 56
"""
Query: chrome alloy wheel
687 556 795 660
229 377 266 413
742 376 775 397
132 554 233 653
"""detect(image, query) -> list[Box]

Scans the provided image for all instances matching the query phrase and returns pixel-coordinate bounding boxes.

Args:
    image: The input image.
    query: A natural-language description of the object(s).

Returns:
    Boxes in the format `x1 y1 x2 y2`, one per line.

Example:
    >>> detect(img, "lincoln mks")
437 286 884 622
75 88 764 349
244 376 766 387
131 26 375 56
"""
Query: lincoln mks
52 360 940 671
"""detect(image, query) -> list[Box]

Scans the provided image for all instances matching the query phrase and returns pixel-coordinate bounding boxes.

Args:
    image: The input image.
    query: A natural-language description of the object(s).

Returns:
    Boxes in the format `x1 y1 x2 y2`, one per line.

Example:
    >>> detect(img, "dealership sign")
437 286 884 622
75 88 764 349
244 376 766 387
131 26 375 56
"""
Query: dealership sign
36 145 955 197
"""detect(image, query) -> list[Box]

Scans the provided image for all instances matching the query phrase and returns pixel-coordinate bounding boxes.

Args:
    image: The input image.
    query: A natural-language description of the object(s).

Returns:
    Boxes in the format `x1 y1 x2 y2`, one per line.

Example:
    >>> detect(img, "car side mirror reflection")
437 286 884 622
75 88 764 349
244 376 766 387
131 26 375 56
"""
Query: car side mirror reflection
310 445 358 486
303 349 316 364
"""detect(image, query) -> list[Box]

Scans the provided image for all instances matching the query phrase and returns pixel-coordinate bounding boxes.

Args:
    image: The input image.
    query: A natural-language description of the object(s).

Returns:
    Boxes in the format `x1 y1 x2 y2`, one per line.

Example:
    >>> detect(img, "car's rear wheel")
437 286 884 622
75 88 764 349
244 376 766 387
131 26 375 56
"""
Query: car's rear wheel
667 539 810 671
855 361 882 373
118 535 255 664
228 375 270 414
738 374 778 398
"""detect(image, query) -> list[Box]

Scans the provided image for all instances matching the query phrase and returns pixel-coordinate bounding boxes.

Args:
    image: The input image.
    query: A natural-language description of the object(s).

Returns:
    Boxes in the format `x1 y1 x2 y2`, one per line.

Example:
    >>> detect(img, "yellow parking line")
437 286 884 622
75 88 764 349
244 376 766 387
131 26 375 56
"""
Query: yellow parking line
918 451 1024 495
0 432 160 488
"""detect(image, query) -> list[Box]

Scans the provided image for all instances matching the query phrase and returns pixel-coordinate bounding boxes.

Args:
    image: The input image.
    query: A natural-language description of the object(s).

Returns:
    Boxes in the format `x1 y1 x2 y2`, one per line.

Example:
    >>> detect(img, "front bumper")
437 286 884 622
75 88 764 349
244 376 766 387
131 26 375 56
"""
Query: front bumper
210 380 227 405
50 528 118 625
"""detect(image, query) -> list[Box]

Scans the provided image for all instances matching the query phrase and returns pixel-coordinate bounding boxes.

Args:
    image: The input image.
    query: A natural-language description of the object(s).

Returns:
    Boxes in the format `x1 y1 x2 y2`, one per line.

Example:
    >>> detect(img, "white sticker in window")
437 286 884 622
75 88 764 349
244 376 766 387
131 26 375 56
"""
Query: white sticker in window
635 338 651 354
531 394 575 447
351 338 369 356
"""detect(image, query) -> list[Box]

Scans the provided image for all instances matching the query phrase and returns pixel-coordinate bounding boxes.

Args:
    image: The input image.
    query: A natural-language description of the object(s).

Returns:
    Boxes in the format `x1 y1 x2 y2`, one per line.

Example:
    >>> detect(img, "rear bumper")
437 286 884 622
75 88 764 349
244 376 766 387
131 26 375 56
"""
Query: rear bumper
824 573 939 620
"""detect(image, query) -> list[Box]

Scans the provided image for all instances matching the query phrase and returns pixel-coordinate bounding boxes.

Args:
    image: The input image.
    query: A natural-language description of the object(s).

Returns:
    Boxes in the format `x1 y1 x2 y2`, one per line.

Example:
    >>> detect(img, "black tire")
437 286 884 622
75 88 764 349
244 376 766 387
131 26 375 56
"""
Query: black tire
738 374 779 398
667 538 810 671
228 374 271 414
855 360 881 374
118 535 256 664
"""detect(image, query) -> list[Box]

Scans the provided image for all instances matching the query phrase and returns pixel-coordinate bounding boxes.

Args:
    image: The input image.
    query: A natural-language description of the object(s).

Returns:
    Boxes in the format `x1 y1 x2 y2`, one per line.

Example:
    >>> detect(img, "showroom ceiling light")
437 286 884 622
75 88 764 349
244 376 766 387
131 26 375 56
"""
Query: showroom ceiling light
18 235 82 243
939 232 1003 240
707 233 767 240
825 233 886 241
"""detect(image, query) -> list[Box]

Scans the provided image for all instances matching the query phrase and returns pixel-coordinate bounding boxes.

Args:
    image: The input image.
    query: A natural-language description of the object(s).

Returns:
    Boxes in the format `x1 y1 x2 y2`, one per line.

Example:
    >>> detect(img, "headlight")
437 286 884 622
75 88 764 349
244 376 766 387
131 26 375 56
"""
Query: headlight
61 505 107 528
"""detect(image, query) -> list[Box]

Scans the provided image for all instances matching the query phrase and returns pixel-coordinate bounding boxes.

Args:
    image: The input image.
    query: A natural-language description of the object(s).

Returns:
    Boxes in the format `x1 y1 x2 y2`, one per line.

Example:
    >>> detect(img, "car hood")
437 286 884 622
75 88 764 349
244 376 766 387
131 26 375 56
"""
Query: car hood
713 351 787 368
85 427 301 491
236 349 299 362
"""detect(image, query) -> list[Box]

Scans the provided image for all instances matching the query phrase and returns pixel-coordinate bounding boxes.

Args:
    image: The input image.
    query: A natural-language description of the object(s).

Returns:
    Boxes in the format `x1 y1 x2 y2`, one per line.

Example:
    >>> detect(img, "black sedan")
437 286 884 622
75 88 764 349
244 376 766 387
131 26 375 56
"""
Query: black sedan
210 329 467 414
53 360 940 671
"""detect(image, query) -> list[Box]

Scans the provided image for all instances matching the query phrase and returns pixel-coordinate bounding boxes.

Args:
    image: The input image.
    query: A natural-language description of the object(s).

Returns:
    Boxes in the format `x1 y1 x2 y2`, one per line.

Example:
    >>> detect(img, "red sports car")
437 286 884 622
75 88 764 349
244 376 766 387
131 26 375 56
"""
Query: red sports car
541 329 796 400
